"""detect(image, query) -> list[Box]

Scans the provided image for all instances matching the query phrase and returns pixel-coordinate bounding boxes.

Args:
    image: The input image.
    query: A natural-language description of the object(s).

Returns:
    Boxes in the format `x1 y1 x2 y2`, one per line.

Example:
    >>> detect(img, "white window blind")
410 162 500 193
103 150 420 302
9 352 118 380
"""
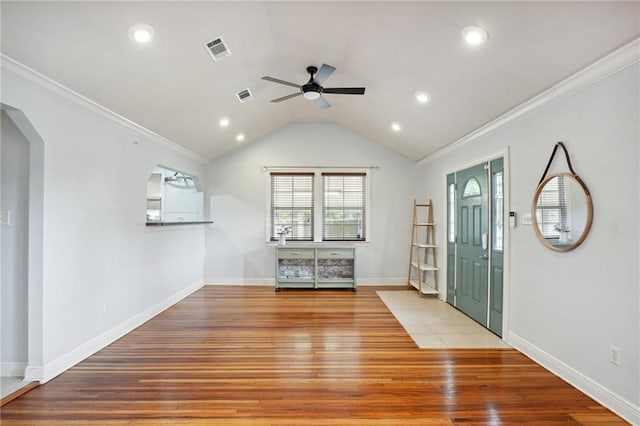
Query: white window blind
322 173 366 241
536 176 568 239
270 173 314 241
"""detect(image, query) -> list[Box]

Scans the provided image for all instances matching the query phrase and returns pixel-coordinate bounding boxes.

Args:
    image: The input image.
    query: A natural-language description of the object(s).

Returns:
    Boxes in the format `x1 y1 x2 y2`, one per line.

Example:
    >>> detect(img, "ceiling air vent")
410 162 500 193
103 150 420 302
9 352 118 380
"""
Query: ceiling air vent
236 88 252 103
204 37 231 62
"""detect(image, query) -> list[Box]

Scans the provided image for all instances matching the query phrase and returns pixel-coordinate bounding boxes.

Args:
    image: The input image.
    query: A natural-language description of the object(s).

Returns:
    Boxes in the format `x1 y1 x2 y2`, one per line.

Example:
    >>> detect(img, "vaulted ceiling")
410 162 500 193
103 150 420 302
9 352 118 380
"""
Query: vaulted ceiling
1 2 638 162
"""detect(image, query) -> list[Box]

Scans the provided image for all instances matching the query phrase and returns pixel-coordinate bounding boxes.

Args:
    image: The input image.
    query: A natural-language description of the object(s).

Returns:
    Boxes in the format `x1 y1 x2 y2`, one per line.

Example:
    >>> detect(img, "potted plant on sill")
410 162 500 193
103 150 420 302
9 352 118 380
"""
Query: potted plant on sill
277 226 291 246
554 223 570 244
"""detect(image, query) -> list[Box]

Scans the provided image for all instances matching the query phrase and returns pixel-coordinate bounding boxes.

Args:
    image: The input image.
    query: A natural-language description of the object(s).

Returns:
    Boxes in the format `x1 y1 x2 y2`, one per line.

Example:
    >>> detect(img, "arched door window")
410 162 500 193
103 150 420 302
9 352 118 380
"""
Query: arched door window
462 177 481 198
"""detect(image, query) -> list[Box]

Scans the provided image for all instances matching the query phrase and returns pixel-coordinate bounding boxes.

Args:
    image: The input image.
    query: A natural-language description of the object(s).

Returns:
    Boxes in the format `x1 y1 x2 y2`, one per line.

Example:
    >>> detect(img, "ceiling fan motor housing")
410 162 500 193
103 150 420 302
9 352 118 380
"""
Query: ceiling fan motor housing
302 82 322 99
303 66 322 99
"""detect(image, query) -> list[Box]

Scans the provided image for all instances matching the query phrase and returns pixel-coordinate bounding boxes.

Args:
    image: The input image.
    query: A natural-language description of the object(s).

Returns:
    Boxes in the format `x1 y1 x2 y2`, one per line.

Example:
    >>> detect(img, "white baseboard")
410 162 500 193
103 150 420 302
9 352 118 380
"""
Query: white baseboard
357 278 406 286
40 279 204 383
1 362 27 377
204 277 407 286
507 331 640 425
23 365 43 382
205 278 274 285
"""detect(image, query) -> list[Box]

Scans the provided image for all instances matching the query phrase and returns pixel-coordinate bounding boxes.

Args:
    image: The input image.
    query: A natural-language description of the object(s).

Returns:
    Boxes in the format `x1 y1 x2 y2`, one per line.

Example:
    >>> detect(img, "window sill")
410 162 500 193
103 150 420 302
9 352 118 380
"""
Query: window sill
266 241 370 247
146 221 213 226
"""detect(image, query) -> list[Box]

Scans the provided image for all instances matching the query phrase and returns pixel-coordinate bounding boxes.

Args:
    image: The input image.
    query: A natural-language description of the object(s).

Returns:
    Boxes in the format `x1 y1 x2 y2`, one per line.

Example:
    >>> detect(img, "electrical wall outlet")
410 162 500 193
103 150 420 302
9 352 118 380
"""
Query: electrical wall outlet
0 210 10 226
609 345 621 366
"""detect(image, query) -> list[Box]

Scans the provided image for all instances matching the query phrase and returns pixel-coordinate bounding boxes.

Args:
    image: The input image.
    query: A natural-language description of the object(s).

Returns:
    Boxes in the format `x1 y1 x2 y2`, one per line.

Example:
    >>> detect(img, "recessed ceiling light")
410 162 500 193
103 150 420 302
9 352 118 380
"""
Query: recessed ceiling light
462 26 488 46
236 133 245 142
128 24 154 44
391 122 401 132
219 117 230 127
415 91 431 104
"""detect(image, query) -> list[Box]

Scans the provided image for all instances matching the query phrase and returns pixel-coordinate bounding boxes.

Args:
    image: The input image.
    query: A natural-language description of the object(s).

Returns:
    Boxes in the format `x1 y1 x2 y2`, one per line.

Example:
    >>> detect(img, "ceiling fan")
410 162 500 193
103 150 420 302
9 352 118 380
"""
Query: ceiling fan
262 64 366 109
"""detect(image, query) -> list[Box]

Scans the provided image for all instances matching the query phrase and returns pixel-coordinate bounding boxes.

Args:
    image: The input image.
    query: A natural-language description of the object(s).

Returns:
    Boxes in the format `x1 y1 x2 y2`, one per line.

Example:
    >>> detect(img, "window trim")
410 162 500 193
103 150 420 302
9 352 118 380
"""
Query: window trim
266 168 371 243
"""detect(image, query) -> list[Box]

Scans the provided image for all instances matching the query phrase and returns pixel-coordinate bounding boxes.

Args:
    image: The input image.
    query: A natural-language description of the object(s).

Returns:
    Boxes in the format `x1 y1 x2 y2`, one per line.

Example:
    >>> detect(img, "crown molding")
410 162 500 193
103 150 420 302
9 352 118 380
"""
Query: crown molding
418 37 640 166
1 54 209 164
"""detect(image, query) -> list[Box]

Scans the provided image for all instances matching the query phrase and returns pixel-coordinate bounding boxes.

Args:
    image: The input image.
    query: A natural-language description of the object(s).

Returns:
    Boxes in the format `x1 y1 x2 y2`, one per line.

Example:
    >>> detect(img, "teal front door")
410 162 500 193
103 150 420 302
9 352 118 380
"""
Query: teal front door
455 163 489 326
447 160 505 336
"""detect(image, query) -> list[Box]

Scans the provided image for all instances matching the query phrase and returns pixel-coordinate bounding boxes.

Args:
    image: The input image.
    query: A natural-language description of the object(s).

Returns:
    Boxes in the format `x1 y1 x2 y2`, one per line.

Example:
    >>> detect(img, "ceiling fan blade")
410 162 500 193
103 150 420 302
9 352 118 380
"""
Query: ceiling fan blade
313 64 336 86
262 76 301 89
322 87 366 95
270 92 303 103
314 95 331 109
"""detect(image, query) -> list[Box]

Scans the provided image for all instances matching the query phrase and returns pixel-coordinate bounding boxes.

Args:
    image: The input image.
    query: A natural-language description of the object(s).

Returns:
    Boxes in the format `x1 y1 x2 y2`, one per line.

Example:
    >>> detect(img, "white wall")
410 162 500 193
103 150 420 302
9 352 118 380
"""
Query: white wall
204 123 423 284
1 111 30 372
421 64 639 415
1 70 208 381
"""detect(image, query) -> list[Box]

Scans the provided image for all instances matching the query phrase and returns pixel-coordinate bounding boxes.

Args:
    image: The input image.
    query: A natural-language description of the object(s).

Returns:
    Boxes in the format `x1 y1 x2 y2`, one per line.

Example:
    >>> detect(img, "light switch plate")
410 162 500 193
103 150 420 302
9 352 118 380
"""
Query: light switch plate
521 213 532 225
0 210 10 226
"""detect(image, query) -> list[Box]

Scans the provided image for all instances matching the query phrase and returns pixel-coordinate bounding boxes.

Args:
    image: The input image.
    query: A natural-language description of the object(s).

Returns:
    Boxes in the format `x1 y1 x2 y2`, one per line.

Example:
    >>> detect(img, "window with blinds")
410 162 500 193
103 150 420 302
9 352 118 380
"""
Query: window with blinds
322 173 366 241
536 175 569 239
270 173 314 241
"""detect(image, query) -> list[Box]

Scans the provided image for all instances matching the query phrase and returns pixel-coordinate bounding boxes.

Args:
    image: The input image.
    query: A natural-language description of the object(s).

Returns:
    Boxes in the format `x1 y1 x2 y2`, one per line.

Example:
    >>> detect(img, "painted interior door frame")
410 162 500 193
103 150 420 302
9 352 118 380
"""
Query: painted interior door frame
2 104 45 382
442 148 510 339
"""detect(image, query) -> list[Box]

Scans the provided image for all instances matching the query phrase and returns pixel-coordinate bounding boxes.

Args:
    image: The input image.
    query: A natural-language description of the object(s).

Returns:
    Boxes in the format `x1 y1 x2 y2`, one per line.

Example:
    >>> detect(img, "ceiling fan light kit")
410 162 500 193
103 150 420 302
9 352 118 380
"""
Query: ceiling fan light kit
262 63 366 109
303 91 321 100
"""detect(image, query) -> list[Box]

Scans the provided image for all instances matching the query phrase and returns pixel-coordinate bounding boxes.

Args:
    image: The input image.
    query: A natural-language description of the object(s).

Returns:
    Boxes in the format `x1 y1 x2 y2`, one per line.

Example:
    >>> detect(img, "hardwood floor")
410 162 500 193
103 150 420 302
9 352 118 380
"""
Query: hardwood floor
0 286 623 424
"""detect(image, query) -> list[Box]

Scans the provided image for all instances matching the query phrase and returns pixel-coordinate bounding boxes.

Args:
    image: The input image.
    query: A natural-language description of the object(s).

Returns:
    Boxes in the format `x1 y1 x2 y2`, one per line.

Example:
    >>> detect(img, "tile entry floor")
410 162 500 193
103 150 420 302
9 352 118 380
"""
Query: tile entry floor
377 290 511 349
1 376 28 400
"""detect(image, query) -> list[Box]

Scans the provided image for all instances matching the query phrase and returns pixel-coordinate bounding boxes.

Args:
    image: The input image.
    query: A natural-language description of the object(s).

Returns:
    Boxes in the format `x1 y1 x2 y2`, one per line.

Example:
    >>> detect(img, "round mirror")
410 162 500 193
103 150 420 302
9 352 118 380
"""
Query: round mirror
532 173 593 252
